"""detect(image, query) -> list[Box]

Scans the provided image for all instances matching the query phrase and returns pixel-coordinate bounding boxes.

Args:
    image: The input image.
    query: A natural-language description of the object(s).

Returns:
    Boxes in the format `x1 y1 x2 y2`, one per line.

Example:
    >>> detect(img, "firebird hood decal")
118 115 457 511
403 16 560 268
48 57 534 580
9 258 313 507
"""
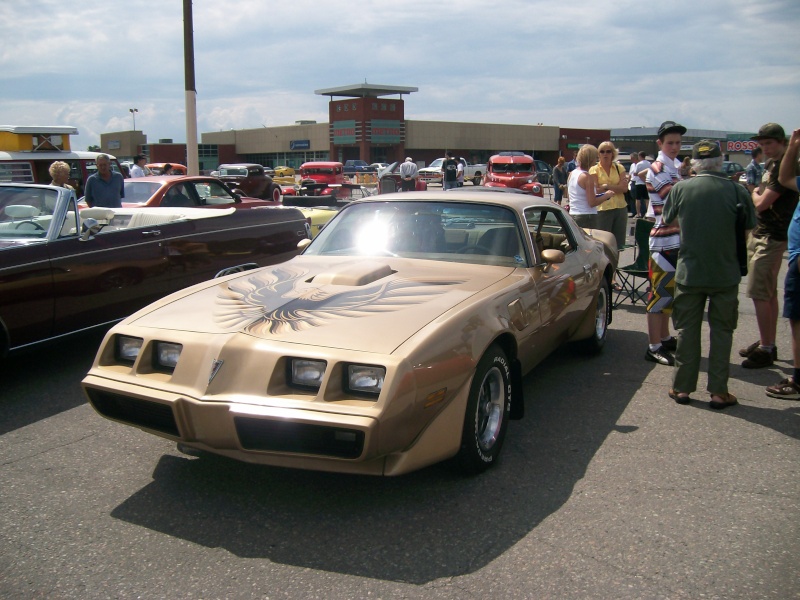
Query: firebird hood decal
214 264 464 335
129 256 514 353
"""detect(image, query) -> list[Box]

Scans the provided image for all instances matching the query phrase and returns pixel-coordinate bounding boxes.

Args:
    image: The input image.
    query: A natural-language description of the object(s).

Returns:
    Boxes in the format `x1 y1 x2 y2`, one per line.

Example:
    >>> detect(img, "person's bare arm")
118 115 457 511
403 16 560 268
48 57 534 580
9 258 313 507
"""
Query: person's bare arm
778 128 800 192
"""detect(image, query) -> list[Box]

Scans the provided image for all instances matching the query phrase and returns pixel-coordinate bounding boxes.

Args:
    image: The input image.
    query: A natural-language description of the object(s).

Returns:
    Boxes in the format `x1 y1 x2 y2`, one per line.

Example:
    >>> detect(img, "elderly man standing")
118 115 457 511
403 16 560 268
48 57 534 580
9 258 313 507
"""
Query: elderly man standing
399 157 418 192
84 154 124 208
663 140 756 407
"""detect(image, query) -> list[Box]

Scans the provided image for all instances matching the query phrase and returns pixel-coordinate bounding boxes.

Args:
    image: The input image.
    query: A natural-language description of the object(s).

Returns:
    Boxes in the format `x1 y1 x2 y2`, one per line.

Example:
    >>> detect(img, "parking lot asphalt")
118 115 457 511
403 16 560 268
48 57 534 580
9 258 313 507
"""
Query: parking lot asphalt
0 208 798 599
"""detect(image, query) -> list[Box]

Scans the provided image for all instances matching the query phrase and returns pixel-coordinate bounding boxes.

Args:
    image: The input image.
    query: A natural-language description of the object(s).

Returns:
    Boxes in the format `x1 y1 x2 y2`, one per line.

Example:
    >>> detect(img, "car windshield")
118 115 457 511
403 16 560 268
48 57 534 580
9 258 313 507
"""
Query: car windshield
302 168 334 175
491 163 533 174
123 181 163 204
0 186 61 239
304 200 527 267
219 167 248 176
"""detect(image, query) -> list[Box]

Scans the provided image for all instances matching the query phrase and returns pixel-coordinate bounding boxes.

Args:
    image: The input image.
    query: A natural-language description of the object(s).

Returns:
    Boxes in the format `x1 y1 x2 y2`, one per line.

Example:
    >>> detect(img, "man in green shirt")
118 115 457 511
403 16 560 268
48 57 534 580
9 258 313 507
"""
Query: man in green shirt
662 140 757 408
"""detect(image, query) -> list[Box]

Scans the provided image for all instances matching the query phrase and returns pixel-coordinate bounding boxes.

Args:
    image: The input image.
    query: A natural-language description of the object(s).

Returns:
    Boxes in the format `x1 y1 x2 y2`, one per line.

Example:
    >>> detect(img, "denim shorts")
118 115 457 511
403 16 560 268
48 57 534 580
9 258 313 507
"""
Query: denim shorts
783 256 800 321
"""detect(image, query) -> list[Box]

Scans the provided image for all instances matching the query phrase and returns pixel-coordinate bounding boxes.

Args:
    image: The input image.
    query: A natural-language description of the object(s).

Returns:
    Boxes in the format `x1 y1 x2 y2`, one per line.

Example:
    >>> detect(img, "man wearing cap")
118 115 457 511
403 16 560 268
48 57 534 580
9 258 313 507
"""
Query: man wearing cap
739 123 799 368
766 128 800 398
642 121 686 366
744 147 764 193
399 157 418 192
662 140 756 407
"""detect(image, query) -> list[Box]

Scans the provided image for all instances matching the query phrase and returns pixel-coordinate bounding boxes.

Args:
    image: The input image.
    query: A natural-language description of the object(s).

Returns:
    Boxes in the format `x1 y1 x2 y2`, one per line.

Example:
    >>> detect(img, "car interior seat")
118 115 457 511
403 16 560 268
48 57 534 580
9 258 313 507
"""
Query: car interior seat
478 227 522 258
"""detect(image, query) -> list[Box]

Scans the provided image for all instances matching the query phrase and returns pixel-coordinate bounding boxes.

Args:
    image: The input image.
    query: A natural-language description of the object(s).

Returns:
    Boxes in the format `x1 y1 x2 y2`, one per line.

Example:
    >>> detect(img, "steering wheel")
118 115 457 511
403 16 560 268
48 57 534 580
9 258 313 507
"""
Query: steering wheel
456 244 490 255
14 221 45 231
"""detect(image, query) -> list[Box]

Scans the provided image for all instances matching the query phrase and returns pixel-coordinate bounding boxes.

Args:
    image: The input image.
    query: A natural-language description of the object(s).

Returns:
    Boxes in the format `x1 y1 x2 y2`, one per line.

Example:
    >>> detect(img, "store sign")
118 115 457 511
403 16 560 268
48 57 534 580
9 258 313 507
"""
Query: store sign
726 139 759 152
371 120 402 143
333 120 356 144
289 139 310 150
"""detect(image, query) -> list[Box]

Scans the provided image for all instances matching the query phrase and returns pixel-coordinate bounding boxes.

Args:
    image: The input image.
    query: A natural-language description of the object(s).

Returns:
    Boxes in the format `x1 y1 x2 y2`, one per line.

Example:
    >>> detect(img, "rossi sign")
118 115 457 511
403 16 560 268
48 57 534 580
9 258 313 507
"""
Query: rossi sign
727 140 759 152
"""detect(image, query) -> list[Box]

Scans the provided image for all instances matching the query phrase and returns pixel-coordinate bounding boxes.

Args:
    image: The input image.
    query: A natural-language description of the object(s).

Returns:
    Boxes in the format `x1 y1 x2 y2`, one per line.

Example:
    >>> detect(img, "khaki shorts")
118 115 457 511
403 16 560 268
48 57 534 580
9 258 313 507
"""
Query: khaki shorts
746 234 786 301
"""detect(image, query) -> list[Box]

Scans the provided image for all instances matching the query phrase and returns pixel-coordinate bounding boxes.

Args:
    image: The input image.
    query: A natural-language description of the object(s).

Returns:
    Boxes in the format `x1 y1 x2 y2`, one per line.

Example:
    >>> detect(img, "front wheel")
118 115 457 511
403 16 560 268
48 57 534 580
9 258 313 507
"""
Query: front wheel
472 172 482 185
456 345 511 474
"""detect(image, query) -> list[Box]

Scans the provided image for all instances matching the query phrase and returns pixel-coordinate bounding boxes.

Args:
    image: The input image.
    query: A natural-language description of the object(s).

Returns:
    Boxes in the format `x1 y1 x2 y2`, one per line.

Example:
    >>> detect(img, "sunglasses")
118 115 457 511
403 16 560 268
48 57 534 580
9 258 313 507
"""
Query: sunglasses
599 150 614 154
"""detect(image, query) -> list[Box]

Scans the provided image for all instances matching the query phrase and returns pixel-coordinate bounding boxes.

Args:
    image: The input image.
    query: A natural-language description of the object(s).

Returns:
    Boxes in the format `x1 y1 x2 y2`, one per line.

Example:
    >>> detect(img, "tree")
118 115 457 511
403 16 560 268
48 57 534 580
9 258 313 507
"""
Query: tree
87 144 100 152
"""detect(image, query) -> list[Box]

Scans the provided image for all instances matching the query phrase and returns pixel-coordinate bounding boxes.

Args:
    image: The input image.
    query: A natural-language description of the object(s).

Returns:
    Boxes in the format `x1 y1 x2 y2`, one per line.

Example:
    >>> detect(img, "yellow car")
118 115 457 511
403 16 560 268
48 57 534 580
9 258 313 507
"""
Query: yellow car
273 165 295 178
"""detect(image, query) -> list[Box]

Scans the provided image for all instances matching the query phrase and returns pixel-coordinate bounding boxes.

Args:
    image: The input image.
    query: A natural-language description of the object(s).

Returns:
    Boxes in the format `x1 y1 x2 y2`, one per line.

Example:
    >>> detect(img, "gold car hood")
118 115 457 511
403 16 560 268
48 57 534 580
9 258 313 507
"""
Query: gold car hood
131 255 514 354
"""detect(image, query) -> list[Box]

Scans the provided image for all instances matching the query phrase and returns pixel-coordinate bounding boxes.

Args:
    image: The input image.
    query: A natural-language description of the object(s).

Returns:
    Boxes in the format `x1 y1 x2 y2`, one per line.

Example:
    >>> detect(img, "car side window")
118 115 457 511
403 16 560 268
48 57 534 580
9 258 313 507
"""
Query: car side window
57 195 81 238
525 208 576 261
194 181 235 205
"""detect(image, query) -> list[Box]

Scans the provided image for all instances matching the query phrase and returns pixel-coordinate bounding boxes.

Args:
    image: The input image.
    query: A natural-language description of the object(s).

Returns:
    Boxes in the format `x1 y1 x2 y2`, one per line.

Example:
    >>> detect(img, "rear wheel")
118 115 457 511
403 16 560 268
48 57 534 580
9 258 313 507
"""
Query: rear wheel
456 345 511 474
578 277 610 353
472 172 482 185
270 184 281 203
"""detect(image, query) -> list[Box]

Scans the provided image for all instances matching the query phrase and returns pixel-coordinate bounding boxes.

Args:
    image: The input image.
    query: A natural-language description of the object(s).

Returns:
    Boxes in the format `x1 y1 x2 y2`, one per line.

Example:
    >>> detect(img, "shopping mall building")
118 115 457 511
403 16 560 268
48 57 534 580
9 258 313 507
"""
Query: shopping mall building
100 83 758 171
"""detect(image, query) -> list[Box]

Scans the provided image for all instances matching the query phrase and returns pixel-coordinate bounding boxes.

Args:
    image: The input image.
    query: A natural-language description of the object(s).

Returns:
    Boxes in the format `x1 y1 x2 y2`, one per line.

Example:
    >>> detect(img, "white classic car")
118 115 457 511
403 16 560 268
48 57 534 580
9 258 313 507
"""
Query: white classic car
83 191 617 476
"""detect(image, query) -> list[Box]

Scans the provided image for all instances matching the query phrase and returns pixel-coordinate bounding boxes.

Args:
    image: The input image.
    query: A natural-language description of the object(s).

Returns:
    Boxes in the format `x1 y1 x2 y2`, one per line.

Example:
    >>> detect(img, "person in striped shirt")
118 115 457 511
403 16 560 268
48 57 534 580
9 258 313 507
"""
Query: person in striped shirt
643 121 686 365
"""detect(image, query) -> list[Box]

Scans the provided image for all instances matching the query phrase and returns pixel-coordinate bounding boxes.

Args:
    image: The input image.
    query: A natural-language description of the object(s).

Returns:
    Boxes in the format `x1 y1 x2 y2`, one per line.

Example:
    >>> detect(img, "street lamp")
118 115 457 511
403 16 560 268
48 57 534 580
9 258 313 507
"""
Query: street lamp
129 108 138 131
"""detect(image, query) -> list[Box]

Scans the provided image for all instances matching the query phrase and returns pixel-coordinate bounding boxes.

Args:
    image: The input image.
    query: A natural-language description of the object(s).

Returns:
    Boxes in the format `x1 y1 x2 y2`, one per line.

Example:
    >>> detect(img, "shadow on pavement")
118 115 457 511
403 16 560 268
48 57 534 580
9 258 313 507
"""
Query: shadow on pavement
110 330 650 584
0 328 107 435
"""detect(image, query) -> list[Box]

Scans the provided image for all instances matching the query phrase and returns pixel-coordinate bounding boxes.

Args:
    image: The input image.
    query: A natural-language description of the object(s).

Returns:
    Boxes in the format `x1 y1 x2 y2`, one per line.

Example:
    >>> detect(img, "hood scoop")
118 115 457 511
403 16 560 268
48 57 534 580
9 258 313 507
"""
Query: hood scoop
310 261 396 287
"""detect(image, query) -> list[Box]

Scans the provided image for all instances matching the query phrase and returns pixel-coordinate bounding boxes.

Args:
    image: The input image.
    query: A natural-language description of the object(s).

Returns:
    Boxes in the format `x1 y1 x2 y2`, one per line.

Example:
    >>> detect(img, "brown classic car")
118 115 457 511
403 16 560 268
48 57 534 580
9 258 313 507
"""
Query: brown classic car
0 183 310 357
216 163 282 202
83 191 617 476
120 176 279 209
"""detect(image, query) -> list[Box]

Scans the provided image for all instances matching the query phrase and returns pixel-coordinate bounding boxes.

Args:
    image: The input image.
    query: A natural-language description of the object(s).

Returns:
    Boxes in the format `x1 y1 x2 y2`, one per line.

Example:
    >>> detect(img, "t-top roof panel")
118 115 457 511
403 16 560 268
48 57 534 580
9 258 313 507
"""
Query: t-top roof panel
314 83 418 98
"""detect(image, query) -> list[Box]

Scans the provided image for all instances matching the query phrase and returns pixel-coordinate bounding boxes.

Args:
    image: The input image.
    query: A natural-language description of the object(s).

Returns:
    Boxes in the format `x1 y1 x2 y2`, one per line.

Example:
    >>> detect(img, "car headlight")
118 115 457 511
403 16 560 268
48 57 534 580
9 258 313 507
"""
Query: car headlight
115 335 143 364
288 358 327 390
154 341 182 371
345 364 385 397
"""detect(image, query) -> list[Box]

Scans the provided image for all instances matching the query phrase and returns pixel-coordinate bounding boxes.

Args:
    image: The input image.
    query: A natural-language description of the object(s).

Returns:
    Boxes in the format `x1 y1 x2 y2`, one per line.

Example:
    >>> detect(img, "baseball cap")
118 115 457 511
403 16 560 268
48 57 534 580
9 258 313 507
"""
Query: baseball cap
692 140 722 159
405 157 413 161
657 120 687 138
750 123 786 142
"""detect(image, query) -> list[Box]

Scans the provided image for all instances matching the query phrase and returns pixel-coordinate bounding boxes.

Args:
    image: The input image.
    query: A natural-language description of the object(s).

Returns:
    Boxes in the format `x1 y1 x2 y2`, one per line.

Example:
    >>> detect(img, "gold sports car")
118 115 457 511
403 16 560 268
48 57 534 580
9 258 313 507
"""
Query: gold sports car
83 191 618 476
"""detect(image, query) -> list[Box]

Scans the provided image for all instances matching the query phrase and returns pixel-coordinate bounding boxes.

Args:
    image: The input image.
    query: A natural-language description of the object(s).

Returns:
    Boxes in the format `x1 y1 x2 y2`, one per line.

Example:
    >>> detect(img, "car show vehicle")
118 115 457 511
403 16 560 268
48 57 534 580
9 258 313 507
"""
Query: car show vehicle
0 183 310 357
722 161 746 182
145 163 188 176
282 162 357 201
376 161 428 194
216 163 281 202
120 176 280 209
418 157 486 185
82 190 617 476
273 166 295 178
482 152 545 196
343 160 375 175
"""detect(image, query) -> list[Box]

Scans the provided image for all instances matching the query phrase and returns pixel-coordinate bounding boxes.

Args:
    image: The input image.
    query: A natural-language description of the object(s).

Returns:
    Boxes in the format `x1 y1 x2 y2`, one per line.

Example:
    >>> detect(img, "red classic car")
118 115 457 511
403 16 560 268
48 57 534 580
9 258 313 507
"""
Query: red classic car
0 183 309 357
482 152 545 196
120 176 279 209
289 162 354 200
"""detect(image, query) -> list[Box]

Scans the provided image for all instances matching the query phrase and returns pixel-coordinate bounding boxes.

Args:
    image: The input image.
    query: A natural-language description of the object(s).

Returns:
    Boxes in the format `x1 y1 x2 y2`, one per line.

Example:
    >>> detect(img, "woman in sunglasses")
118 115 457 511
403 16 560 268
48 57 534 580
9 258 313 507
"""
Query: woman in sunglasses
567 144 614 230
590 141 630 252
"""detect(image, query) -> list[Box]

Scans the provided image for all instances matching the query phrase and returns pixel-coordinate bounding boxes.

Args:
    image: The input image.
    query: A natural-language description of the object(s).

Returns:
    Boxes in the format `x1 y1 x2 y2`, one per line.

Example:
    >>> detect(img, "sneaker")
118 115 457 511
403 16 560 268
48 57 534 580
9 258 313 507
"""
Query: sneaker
739 341 777 360
645 347 674 366
660 336 677 352
765 378 800 400
741 346 774 369
738 340 759 357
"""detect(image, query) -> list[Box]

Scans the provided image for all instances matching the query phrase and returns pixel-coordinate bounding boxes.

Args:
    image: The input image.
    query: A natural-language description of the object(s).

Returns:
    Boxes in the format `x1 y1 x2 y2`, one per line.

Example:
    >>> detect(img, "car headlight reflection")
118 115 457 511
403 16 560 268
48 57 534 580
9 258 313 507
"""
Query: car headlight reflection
154 341 182 371
116 335 143 364
289 358 327 390
346 364 385 397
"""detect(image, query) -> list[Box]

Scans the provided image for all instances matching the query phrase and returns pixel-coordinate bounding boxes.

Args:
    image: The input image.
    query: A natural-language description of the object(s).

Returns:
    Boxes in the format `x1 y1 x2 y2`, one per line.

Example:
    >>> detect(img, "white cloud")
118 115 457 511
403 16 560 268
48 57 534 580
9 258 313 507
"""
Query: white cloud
2 0 798 151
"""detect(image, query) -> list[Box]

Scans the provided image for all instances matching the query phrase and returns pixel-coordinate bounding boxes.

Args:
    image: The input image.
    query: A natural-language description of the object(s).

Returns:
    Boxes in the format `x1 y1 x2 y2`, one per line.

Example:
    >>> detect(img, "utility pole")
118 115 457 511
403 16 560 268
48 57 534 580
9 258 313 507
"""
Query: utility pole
183 0 199 175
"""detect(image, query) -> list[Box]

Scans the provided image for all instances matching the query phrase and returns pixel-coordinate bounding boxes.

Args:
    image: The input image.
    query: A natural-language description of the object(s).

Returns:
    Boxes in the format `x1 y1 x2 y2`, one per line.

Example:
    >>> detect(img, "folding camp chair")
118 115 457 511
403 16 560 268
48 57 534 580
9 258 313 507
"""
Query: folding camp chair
614 218 654 307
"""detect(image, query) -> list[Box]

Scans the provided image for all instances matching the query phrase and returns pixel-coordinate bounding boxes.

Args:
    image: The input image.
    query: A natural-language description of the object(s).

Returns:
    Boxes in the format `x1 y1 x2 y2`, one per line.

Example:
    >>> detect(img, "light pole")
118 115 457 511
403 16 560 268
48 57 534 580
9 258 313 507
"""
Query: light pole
129 108 138 131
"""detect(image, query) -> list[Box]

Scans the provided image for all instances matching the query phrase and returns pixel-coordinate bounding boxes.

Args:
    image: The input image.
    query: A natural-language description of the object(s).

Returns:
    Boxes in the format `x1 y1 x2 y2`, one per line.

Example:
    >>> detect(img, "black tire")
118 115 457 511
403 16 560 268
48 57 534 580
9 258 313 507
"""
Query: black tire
578 277 610 353
456 345 512 474
472 172 482 185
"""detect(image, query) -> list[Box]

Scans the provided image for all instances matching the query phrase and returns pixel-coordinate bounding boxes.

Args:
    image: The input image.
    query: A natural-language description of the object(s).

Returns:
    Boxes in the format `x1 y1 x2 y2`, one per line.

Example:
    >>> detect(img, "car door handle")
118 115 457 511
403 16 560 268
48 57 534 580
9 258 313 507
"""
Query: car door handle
583 264 592 281
141 229 162 237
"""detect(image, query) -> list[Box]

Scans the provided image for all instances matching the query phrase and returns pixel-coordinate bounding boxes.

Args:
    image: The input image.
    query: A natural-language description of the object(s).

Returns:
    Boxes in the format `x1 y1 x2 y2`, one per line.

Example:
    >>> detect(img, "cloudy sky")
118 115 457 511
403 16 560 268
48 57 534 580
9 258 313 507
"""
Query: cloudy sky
3 1 799 151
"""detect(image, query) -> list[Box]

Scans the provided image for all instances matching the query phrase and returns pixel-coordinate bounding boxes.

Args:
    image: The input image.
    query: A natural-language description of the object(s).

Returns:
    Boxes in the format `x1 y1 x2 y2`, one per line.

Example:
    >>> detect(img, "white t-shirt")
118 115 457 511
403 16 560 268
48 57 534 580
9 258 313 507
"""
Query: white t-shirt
567 168 596 215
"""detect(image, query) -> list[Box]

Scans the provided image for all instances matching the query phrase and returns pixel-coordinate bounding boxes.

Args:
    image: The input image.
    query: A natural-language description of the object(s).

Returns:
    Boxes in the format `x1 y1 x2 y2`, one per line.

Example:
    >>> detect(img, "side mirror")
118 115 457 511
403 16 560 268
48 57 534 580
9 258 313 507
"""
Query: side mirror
297 238 312 250
541 248 565 265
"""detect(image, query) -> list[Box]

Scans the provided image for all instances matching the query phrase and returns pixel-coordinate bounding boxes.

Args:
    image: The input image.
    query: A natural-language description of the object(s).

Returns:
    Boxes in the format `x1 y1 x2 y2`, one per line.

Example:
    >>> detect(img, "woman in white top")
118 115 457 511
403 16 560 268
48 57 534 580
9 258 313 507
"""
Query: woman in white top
567 144 613 229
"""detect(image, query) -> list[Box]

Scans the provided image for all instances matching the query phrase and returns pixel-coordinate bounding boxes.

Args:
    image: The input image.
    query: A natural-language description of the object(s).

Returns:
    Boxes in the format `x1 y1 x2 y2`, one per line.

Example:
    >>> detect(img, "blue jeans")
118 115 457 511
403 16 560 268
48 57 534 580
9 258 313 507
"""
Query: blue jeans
442 180 458 190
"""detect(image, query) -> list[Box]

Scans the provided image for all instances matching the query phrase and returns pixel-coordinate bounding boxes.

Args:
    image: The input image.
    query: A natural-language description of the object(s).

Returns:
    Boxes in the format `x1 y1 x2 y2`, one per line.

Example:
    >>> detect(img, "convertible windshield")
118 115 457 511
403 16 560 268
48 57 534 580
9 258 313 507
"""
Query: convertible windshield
0 186 61 239
305 200 528 267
